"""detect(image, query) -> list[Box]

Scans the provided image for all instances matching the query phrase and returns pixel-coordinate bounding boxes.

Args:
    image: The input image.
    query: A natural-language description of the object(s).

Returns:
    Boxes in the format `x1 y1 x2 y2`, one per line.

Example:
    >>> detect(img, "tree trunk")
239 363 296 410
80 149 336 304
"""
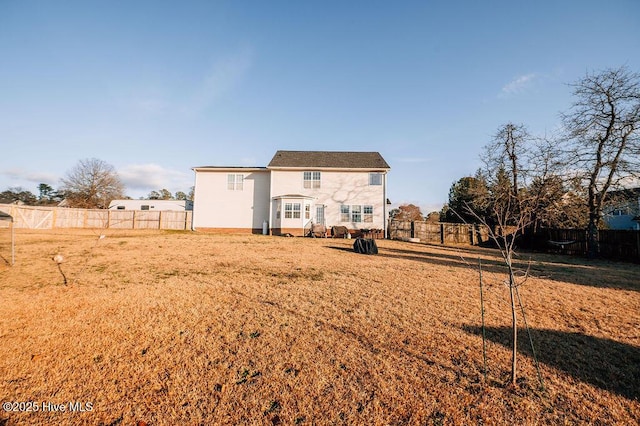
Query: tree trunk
507 262 518 386
587 213 599 259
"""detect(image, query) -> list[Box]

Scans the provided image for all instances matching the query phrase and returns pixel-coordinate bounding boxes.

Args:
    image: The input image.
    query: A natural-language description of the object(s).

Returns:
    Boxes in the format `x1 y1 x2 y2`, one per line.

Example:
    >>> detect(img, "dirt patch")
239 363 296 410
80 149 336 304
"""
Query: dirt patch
1 230 638 425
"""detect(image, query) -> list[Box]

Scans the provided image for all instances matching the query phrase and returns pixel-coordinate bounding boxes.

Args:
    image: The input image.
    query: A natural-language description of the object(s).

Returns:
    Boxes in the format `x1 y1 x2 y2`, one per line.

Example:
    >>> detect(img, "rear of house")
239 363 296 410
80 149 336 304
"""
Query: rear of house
192 151 390 236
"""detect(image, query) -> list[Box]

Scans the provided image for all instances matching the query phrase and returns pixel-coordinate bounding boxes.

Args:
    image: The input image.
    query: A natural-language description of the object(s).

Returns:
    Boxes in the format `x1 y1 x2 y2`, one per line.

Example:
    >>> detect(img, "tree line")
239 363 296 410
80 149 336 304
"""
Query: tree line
439 66 639 258
1 158 194 208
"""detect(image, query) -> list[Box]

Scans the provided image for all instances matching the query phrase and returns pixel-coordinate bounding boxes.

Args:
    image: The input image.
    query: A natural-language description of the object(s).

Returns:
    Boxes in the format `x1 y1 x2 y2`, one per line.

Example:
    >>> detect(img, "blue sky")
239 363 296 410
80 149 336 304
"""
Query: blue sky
1 1 639 212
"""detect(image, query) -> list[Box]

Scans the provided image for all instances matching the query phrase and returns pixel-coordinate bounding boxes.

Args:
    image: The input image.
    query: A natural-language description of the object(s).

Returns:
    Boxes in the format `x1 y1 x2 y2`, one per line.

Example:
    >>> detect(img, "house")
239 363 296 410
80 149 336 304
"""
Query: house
108 199 194 211
192 150 390 236
603 188 640 230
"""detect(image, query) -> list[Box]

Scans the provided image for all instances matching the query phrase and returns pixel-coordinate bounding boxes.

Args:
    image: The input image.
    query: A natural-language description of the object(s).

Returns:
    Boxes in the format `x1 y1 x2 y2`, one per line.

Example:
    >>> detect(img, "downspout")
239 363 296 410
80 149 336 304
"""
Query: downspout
191 169 197 231
383 171 387 238
267 169 273 235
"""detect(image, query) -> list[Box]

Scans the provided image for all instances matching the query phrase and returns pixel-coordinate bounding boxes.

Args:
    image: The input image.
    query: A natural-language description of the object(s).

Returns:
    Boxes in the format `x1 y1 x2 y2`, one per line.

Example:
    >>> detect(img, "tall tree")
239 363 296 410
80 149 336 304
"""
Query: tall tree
38 183 54 201
443 173 490 224
60 158 126 209
561 66 640 258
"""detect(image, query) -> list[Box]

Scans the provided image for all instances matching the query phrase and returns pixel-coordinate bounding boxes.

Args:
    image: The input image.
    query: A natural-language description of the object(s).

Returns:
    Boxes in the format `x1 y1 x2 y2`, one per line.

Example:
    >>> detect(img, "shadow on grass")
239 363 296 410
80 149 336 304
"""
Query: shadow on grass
360 242 640 292
462 325 640 400
327 245 354 253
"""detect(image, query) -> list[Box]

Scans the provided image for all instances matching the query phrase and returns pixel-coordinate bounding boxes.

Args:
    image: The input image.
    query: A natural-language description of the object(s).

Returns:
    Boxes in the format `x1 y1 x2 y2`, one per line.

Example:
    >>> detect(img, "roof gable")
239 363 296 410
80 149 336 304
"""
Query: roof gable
267 151 390 169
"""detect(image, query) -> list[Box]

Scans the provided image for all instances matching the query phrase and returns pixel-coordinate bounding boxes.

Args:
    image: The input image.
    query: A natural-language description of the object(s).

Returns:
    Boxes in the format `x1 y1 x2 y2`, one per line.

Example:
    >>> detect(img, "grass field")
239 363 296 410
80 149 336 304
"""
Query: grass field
0 229 638 425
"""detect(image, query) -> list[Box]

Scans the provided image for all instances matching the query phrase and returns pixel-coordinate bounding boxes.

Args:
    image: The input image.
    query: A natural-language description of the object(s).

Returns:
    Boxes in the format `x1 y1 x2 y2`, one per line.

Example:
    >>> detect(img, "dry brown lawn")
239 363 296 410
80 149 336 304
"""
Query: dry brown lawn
0 229 638 425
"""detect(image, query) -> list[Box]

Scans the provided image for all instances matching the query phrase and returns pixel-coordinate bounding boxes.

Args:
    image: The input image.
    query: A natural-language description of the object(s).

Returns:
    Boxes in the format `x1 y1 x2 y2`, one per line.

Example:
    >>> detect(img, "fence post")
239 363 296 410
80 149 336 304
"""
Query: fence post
440 223 444 244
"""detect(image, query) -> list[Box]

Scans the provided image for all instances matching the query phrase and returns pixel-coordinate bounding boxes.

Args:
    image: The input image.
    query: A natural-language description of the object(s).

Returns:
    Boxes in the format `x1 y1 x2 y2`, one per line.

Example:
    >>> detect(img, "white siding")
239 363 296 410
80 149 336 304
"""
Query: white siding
270 170 386 229
193 169 270 229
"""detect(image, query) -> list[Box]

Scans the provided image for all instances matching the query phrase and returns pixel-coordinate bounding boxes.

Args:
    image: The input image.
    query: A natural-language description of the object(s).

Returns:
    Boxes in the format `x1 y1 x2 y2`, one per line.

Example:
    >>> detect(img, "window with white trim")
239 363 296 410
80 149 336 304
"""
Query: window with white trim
351 205 362 223
227 174 244 190
369 172 382 186
304 204 311 219
303 171 321 188
284 203 301 219
363 205 373 222
340 205 350 222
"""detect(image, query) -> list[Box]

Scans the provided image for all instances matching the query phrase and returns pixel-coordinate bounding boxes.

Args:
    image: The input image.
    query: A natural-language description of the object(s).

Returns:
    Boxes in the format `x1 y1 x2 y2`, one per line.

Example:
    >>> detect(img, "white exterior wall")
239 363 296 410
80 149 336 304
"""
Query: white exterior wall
270 169 387 229
193 169 270 230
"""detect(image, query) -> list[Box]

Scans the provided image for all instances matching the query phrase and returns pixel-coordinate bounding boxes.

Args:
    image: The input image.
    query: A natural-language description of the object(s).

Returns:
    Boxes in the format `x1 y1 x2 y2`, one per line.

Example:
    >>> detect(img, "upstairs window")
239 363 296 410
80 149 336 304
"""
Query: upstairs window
303 171 321 189
369 172 383 186
227 174 244 190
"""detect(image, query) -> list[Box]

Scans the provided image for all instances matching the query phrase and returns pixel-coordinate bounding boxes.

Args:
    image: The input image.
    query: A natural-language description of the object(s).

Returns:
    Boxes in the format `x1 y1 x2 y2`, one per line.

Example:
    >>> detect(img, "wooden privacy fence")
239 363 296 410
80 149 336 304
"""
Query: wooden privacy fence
389 220 490 245
0 204 192 231
527 228 639 262
389 219 640 262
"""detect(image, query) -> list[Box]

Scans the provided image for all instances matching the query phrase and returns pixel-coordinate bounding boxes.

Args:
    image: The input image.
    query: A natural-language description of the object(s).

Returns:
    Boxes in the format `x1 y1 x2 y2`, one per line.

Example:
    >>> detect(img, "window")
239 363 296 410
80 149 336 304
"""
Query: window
316 206 325 224
340 205 350 222
342 205 372 223
276 202 281 219
363 205 373 222
227 174 244 190
369 172 383 186
284 203 301 219
305 204 311 219
141 205 150 211
117 206 125 210
303 171 321 188
351 205 362 223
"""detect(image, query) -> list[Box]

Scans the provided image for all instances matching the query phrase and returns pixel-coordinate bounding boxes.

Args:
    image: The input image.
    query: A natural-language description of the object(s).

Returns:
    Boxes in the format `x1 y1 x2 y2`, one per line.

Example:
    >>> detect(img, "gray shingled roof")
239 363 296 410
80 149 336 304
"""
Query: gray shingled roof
267 151 390 169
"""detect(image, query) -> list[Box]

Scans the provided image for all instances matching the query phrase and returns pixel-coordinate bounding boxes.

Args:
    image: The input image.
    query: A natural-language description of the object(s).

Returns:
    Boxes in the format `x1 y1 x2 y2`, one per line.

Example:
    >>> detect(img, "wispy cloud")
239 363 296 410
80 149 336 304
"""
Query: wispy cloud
125 47 253 116
500 73 537 97
1 168 59 185
183 47 254 114
118 164 192 193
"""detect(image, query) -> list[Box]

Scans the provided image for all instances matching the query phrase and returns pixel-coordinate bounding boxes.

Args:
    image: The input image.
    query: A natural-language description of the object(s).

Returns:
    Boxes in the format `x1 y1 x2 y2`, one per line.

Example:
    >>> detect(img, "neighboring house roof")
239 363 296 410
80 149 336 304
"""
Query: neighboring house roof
267 151 390 169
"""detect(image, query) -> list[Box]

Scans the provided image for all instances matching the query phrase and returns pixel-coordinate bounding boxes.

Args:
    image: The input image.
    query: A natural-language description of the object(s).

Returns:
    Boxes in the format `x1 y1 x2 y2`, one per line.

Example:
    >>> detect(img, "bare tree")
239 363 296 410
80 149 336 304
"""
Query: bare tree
60 158 126 208
463 123 544 387
561 66 640 258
